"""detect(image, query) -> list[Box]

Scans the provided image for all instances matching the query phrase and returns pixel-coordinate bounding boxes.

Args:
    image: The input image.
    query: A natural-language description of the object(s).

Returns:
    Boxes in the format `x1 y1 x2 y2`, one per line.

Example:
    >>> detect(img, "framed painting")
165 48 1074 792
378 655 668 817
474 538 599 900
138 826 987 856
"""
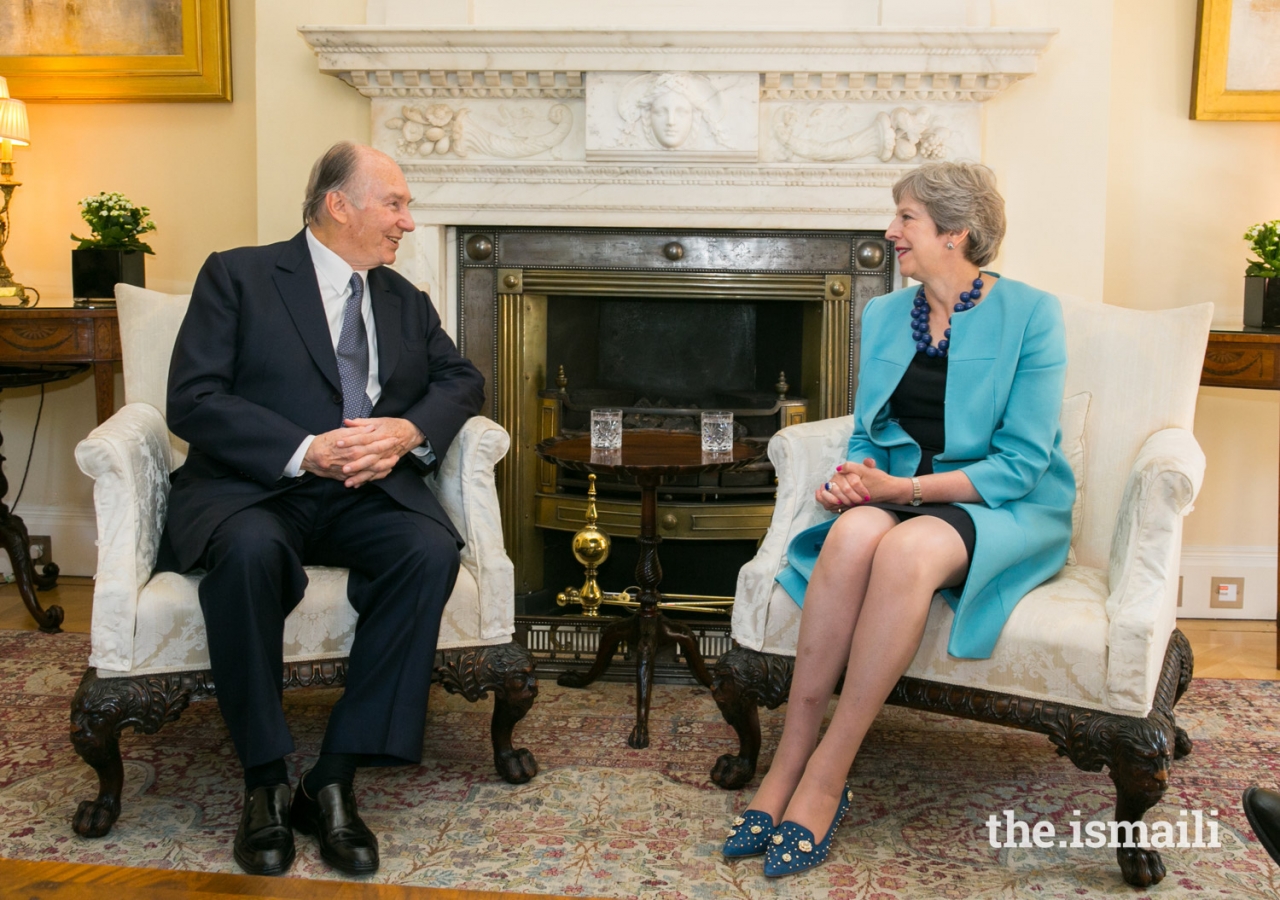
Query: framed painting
0 0 230 102
1192 0 1280 120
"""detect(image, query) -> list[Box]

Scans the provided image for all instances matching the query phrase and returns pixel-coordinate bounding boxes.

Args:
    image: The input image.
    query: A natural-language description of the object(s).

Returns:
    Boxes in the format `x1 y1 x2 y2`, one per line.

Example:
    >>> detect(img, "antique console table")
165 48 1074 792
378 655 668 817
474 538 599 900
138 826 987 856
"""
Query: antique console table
535 431 761 749
0 304 121 631
1199 327 1280 666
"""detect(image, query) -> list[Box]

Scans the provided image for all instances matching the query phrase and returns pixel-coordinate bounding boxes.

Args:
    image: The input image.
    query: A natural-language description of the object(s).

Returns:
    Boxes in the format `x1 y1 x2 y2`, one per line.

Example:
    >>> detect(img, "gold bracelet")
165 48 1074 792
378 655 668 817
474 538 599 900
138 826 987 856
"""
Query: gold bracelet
910 477 923 507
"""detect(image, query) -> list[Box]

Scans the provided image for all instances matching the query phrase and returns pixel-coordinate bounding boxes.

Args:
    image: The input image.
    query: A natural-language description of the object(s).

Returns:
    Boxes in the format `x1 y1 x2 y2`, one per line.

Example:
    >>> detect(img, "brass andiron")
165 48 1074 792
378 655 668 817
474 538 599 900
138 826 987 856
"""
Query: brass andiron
557 474 611 616
555 474 734 617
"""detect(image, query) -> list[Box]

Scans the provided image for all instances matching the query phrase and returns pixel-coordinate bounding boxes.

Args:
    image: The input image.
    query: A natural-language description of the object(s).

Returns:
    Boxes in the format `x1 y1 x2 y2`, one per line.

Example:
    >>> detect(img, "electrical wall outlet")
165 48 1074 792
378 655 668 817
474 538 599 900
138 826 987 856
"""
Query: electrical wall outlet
1209 576 1245 610
27 535 51 567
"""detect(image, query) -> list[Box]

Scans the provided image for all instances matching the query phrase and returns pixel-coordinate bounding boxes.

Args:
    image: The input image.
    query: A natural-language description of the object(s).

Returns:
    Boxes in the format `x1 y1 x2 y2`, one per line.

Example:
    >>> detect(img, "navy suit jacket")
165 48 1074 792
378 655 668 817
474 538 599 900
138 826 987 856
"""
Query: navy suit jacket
162 229 485 572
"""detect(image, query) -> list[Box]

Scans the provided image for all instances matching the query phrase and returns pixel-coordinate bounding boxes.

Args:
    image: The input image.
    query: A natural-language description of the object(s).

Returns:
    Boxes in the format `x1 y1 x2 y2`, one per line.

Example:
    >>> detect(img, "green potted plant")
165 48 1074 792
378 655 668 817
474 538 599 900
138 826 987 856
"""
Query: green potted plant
70 192 156 303
1244 219 1280 329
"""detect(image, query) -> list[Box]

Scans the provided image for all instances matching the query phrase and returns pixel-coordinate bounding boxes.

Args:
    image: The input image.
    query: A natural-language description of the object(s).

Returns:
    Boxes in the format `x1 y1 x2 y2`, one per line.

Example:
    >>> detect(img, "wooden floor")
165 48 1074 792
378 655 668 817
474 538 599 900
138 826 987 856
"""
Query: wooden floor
0 858 586 900
0 576 96 634
1 576 1277 898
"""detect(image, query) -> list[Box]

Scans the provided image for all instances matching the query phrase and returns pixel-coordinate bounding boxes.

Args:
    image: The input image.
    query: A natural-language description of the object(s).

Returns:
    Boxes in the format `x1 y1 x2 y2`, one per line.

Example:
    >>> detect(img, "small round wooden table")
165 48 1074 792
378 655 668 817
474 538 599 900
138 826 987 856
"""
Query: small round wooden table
535 431 762 749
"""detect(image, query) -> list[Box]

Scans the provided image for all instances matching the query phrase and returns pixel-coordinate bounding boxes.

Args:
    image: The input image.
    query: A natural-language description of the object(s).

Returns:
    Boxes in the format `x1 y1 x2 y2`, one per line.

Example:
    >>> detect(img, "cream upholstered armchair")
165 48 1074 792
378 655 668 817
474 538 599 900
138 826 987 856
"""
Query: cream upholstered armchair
709 295 1212 888
69 284 537 839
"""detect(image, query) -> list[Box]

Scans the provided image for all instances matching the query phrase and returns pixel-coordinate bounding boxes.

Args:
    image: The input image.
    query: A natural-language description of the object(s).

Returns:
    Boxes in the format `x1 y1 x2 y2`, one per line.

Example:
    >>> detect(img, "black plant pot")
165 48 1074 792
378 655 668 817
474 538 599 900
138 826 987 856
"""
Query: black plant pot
1244 276 1280 329
71 248 145 301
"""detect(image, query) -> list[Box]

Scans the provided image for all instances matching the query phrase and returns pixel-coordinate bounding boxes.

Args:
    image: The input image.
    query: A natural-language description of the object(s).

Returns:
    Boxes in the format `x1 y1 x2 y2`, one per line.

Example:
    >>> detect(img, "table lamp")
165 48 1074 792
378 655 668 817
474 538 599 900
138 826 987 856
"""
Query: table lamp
0 75 36 307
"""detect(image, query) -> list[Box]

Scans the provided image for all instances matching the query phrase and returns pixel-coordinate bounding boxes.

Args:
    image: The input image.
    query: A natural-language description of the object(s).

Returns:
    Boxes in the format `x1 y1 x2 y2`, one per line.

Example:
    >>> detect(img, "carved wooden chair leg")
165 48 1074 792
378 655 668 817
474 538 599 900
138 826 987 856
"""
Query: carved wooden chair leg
1107 719 1173 888
69 669 192 838
709 646 794 789
1167 629 1195 760
434 642 539 784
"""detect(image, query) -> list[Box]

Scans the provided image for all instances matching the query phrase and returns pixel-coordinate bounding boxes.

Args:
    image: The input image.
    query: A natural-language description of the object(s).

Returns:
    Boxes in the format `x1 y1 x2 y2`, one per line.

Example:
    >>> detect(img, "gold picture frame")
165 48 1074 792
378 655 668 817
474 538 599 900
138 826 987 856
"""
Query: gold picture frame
0 0 230 102
1192 0 1280 120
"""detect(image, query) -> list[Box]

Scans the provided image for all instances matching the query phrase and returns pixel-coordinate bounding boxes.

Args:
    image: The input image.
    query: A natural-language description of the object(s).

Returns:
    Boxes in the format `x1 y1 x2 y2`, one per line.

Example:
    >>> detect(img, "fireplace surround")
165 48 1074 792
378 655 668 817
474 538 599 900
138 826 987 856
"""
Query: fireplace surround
300 18 1056 598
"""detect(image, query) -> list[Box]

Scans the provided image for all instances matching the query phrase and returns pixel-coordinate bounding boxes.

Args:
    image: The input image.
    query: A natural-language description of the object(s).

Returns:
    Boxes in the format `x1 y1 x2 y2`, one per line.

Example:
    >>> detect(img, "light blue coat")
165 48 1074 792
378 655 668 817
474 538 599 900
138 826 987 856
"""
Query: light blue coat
776 277 1074 659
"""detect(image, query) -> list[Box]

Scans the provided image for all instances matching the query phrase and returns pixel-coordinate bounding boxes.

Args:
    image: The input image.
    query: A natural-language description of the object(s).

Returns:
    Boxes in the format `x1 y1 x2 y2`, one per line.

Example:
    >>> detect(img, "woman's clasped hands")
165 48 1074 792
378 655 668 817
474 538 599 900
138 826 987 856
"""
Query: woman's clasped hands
816 458 908 512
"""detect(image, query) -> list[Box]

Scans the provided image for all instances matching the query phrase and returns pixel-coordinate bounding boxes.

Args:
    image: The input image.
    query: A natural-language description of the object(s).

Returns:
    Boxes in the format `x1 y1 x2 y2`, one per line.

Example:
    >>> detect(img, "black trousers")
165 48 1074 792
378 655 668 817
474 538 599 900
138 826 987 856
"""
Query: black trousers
189 475 460 769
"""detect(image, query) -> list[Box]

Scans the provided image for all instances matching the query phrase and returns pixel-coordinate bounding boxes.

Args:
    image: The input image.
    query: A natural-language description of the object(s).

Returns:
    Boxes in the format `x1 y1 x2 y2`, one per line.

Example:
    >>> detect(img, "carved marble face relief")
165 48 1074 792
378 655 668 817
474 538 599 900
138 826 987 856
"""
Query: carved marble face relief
648 90 695 149
586 71 759 162
619 73 725 151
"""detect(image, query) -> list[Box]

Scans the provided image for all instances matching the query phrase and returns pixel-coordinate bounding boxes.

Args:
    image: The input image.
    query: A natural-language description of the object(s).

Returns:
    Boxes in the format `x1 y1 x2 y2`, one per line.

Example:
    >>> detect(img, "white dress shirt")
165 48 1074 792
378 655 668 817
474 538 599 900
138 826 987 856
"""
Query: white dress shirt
282 228 431 477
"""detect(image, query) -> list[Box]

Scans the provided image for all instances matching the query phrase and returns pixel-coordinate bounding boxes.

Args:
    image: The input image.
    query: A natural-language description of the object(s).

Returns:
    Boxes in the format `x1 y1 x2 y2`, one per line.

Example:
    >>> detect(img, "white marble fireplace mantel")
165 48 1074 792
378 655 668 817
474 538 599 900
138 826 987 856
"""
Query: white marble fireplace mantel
300 26 1055 222
300 24 1056 321
299 26 1055 83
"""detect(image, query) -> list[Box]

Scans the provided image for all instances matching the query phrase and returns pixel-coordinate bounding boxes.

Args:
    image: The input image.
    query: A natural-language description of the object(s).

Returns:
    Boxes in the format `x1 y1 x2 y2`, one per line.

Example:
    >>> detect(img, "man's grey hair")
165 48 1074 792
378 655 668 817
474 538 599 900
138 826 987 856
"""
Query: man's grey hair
891 161 1007 267
302 141 366 226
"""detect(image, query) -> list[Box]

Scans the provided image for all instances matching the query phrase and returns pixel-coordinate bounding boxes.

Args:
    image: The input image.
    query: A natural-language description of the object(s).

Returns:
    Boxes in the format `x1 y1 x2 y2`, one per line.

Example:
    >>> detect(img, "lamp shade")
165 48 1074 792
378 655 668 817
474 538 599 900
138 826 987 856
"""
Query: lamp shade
0 98 29 146
0 75 8 100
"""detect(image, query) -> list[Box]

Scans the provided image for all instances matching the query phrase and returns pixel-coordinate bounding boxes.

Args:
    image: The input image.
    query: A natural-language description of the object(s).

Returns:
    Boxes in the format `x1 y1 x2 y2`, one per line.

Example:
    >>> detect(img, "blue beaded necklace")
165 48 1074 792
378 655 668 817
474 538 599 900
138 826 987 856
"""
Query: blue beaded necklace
910 276 984 358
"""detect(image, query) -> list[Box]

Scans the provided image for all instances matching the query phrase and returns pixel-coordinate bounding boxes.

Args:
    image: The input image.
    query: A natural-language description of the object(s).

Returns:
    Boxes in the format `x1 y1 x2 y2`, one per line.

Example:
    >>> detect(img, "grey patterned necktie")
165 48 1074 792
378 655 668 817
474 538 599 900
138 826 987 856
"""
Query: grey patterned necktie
336 272 373 420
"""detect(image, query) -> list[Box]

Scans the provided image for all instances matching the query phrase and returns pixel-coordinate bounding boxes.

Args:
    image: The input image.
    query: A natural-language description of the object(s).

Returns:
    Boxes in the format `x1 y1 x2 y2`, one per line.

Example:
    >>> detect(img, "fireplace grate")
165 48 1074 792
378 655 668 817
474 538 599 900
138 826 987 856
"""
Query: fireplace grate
514 614 733 685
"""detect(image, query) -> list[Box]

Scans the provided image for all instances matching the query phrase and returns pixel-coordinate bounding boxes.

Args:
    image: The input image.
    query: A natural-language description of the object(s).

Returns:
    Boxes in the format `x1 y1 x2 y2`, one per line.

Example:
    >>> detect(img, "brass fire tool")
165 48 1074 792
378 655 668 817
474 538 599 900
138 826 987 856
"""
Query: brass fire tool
556 473 733 617
557 474 615 616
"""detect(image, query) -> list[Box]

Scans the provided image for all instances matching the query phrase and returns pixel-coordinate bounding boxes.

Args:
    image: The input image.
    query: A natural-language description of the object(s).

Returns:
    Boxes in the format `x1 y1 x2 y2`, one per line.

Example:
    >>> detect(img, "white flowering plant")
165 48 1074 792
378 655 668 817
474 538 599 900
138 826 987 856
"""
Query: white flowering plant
71 192 156 254
1245 220 1280 278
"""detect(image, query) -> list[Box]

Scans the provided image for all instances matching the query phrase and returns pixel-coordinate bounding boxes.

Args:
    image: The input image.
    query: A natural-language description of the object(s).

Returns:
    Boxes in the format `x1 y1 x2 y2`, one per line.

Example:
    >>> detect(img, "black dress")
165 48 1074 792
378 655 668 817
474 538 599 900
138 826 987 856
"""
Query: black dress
861 352 977 569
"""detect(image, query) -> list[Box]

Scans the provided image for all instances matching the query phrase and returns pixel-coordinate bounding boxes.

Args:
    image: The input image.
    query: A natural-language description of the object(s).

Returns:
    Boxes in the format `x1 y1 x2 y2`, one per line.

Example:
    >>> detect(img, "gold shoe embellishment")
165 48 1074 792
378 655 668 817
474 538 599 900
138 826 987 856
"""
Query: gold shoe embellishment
733 817 745 826
846 790 853 801
772 833 784 845
727 829 737 837
781 852 792 862
797 839 813 853
750 825 763 834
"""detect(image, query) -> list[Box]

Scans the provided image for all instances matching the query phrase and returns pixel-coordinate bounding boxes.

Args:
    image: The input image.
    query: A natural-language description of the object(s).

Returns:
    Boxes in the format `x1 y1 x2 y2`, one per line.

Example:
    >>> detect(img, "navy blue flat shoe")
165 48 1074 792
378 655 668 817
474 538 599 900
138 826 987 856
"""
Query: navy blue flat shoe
722 809 777 858
763 783 854 877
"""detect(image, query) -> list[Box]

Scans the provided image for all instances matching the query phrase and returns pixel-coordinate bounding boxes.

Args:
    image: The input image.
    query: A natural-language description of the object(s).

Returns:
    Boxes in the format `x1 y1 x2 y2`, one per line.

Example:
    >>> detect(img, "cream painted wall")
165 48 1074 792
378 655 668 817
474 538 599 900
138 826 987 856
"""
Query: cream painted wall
6 0 258 299
255 0 369 245
1105 0 1280 613
0 0 258 576
985 0 1113 302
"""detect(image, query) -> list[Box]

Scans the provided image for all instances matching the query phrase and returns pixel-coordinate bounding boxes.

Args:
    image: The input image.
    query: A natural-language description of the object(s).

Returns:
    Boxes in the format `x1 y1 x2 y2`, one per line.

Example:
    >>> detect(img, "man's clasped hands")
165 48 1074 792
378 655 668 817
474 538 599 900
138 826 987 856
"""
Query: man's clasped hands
302 417 426 488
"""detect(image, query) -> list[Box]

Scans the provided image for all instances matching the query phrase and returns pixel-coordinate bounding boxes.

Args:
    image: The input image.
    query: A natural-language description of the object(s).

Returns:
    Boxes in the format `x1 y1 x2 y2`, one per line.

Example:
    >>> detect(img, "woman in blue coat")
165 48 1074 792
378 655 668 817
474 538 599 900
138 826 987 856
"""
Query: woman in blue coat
723 162 1074 876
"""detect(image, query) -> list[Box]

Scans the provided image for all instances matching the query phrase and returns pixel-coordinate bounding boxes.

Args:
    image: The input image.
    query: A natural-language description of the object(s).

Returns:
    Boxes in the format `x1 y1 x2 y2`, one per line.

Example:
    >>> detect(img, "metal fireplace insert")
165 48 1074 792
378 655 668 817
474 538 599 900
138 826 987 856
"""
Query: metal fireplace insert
457 226 893 603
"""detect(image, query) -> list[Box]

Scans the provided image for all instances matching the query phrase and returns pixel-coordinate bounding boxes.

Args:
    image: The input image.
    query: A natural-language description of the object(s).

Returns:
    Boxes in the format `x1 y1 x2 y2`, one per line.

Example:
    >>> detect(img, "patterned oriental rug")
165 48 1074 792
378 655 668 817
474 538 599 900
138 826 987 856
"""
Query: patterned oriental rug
2 629 1279 899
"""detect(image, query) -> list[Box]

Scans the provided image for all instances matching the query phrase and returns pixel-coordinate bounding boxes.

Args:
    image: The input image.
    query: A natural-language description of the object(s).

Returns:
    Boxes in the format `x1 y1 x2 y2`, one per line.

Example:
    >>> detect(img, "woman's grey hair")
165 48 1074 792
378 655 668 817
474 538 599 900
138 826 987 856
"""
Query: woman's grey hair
302 141 365 226
892 162 1006 267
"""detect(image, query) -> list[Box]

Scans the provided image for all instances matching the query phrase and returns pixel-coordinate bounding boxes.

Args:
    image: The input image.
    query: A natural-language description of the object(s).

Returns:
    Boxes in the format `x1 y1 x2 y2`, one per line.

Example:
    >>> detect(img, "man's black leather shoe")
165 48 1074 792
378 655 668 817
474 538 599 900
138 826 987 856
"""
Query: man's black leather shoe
233 784 296 876
291 780 379 875
1244 786 1280 865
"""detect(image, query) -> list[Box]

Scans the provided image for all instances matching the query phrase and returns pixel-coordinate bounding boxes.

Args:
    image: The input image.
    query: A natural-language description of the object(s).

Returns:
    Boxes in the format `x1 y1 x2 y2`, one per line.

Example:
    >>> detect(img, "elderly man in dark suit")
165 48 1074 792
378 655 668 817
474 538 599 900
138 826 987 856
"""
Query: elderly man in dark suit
158 141 484 877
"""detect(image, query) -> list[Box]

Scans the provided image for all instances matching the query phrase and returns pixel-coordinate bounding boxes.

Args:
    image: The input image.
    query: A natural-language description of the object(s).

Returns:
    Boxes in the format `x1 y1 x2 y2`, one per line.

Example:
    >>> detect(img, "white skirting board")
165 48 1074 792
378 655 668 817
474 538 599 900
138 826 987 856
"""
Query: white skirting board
1178 546 1278 619
0 504 98 579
